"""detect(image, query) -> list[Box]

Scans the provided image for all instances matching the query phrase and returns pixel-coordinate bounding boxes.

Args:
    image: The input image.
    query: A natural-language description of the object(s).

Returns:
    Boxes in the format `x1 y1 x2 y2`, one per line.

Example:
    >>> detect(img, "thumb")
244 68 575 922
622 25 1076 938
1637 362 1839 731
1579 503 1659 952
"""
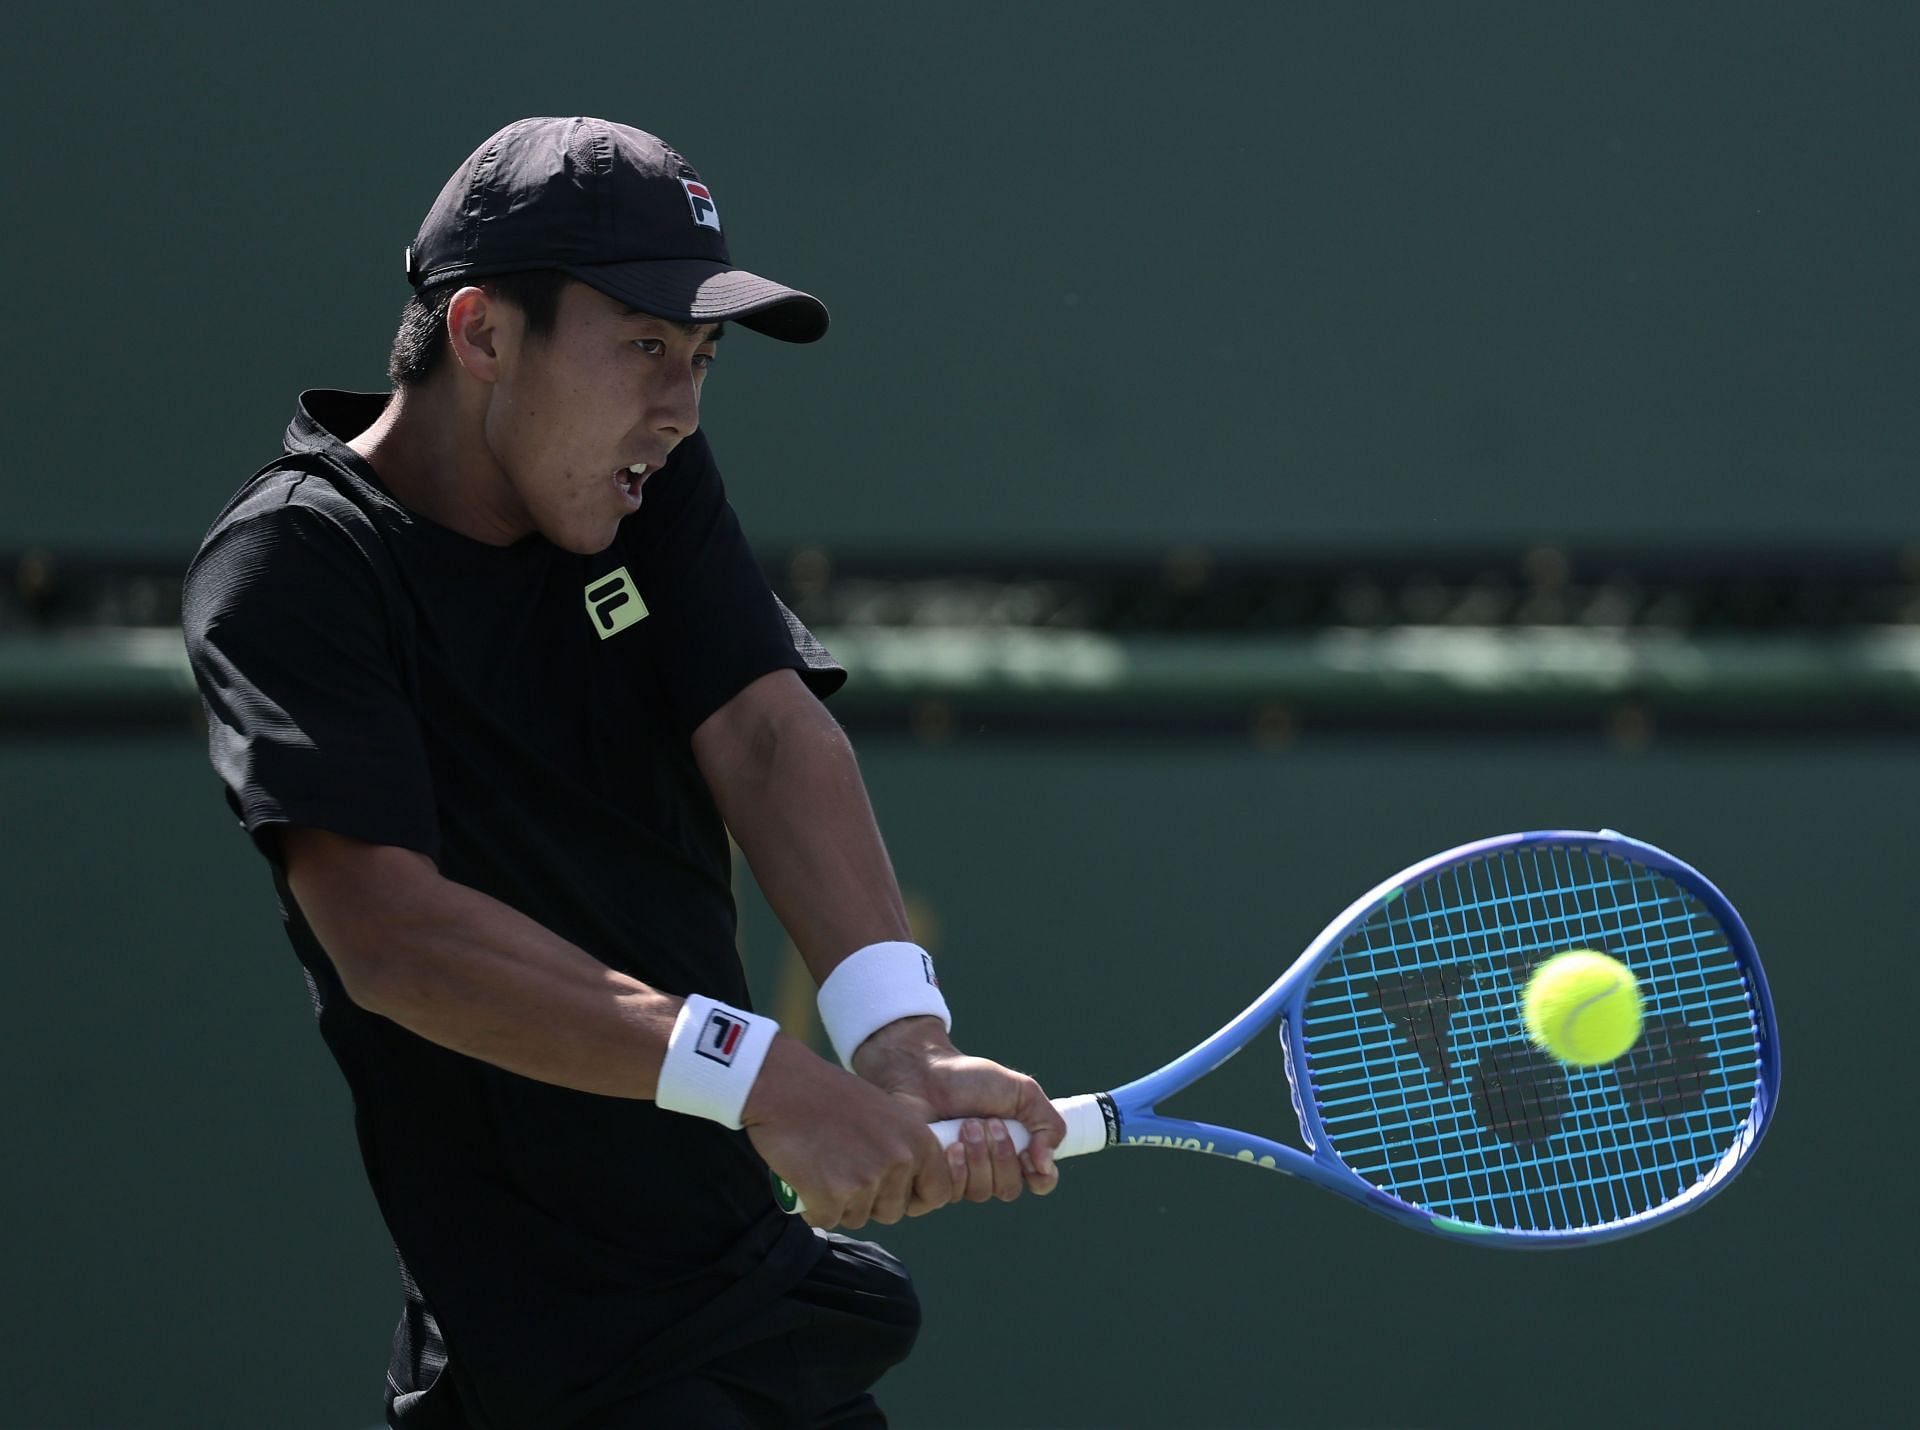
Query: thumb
1007 1077 1065 1180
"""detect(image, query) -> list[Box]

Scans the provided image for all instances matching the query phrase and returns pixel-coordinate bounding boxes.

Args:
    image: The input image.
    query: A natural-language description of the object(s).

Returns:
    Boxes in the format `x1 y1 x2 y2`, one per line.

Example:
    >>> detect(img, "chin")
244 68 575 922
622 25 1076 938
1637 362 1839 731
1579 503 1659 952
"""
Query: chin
548 524 620 556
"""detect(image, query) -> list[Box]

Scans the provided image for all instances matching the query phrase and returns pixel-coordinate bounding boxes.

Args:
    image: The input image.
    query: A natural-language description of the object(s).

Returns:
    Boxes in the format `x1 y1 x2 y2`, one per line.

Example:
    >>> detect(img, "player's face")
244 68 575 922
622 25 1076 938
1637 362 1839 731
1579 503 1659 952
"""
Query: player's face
485 280 720 554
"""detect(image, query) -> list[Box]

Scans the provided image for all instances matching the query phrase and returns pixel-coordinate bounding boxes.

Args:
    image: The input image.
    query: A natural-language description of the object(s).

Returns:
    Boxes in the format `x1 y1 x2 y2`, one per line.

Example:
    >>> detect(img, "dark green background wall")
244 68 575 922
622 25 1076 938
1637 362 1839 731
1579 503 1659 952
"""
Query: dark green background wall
5 3 1911 1426
3 1 1912 554
2 734 1906 1427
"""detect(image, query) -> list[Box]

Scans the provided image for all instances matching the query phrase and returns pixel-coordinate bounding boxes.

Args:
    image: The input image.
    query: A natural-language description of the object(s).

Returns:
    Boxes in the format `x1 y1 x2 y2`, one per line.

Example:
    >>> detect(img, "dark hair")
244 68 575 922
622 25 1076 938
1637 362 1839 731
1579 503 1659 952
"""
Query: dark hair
387 268 573 388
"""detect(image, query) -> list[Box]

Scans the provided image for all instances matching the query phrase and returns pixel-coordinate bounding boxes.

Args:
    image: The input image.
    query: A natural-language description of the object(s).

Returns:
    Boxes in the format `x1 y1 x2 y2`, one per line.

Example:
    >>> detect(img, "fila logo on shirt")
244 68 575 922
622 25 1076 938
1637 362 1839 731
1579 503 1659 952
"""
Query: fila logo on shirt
584 567 648 639
696 1009 749 1066
680 177 721 232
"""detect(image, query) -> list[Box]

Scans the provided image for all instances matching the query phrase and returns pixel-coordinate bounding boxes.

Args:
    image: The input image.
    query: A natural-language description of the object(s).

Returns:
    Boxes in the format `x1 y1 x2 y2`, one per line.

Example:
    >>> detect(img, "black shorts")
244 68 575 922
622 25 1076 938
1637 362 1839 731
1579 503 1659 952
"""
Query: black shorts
390 1233 921 1430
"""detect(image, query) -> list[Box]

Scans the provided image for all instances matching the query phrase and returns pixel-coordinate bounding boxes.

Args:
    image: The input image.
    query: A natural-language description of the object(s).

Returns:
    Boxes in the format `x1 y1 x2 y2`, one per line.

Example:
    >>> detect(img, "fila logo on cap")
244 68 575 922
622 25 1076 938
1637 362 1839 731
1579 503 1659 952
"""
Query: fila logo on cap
696 1009 748 1066
680 177 721 232
584 567 648 639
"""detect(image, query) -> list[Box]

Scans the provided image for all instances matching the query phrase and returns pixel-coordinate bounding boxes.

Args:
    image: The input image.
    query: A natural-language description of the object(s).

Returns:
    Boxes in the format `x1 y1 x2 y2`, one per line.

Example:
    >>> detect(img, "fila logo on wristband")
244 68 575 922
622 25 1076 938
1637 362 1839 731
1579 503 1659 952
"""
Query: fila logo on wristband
697 1009 747 1066
921 952 939 988
656 995 778 1130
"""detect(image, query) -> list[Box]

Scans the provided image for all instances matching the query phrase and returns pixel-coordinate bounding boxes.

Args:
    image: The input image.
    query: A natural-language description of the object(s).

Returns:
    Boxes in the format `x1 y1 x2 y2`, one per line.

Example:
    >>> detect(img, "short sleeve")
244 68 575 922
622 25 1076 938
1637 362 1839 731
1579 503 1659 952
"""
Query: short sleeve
629 432 846 735
182 500 439 861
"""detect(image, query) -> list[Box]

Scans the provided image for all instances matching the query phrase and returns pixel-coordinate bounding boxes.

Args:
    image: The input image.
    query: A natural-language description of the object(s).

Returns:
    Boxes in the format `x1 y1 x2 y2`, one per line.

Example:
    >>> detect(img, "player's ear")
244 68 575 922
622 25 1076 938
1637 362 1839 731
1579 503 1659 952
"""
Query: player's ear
445 284 506 383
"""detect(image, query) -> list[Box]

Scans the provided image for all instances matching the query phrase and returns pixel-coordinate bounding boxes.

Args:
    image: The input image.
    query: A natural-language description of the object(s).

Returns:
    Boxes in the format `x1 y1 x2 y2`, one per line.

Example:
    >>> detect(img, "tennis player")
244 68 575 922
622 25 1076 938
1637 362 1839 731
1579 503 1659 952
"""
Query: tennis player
182 116 1064 1429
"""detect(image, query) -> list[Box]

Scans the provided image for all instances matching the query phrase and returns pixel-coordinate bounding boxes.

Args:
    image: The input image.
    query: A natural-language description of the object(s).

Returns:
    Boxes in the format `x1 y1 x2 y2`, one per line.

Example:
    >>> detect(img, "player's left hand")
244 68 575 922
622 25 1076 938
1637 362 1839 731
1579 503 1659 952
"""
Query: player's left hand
850 1015 1064 1205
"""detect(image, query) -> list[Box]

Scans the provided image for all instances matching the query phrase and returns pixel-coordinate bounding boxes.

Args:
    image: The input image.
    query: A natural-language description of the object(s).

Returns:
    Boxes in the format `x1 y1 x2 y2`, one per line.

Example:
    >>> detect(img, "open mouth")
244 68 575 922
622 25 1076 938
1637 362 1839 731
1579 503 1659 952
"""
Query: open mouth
614 462 649 509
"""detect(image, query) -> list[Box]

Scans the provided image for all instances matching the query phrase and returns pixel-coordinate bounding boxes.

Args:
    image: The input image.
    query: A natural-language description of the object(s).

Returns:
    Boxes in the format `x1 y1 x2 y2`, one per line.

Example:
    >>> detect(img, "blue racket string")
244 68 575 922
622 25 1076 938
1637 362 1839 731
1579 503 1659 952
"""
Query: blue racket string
1297 843 1763 1233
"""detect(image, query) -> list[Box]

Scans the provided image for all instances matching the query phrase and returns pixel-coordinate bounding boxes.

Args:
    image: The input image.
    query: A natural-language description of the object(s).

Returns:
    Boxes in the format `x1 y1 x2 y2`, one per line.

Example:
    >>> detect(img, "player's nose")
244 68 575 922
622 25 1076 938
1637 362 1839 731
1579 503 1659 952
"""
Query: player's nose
646 370 701 440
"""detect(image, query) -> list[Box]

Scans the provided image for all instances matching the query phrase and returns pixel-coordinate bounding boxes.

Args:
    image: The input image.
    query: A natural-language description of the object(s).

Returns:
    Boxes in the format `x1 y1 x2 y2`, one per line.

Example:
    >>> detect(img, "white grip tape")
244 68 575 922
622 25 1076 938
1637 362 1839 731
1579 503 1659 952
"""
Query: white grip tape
816 941 952 1068
1053 1093 1114 1160
784 1093 1111 1216
654 995 778 1130
926 1094 1111 1160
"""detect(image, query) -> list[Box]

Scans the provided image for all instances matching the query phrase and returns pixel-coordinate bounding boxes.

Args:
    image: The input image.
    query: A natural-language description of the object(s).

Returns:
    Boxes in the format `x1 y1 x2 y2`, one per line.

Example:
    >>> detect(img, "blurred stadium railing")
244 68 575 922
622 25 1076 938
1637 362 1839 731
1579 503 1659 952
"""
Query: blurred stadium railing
5 544 1920 740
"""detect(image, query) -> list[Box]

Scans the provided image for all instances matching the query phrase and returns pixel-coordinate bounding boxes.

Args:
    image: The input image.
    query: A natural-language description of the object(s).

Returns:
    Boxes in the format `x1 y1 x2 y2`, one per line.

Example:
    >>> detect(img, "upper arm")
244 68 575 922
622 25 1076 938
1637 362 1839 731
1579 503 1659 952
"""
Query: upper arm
282 825 441 1005
690 667 837 795
183 501 438 860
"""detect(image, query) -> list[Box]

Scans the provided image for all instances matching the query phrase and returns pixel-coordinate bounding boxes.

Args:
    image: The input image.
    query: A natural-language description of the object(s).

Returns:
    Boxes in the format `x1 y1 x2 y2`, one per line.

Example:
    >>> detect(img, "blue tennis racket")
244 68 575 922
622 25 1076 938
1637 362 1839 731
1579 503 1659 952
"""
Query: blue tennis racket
827 829 1780 1246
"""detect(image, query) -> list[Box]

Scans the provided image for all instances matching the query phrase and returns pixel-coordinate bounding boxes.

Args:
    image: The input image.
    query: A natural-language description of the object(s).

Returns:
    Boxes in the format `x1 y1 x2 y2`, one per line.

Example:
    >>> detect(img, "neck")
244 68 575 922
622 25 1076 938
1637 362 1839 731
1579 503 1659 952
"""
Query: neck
347 381 530 546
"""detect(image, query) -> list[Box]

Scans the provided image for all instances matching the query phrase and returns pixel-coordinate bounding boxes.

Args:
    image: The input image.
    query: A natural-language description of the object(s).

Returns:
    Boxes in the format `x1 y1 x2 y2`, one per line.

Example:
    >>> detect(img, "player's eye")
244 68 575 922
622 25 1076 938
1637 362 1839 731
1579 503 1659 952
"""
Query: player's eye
633 339 665 355
693 352 717 372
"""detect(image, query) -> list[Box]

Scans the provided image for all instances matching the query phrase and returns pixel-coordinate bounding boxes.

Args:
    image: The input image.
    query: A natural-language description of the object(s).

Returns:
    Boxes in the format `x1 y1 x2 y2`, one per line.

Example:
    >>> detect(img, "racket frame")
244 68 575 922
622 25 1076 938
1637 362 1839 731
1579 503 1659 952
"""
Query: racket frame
1087 829 1780 1247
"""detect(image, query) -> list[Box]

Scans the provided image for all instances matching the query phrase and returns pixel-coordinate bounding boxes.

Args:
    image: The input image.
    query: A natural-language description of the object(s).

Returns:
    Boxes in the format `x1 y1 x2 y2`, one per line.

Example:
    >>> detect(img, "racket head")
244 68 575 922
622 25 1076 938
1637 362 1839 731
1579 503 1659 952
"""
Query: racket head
1280 829 1778 1245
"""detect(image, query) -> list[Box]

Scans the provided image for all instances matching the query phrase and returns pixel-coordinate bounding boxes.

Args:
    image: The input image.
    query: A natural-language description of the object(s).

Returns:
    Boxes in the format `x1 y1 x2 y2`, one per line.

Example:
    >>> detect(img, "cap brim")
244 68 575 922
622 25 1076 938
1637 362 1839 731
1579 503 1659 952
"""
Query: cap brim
561 259 828 343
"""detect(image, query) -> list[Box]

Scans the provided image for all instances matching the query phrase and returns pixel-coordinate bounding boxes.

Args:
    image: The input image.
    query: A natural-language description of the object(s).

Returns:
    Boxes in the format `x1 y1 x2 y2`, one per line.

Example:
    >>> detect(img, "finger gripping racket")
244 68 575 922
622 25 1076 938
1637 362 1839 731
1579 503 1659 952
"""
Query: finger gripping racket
872 830 1779 1247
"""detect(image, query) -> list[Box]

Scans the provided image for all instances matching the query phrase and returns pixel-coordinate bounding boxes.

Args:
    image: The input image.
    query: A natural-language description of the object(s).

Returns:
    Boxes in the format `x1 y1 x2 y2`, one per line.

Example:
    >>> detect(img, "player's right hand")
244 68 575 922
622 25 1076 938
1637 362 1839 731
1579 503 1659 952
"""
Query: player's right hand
741 1035 955 1230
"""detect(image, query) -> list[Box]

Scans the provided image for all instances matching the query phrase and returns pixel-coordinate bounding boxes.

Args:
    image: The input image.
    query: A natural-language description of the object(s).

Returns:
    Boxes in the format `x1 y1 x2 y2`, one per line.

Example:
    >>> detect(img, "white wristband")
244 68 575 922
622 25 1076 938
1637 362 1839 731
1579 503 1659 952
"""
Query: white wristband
816 941 952 1068
654 996 779 1130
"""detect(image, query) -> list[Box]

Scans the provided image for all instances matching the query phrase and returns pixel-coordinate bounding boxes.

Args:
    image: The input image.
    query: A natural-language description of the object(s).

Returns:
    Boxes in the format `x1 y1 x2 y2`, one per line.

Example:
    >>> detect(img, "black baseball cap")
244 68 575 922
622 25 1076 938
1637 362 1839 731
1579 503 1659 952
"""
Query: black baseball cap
404 116 828 343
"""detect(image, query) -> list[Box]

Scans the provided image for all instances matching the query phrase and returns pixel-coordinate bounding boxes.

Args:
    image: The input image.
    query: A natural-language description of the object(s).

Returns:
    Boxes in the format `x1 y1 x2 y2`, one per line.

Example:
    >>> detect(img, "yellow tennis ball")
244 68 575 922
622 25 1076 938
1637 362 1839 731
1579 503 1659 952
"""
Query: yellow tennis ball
1523 949 1643 1065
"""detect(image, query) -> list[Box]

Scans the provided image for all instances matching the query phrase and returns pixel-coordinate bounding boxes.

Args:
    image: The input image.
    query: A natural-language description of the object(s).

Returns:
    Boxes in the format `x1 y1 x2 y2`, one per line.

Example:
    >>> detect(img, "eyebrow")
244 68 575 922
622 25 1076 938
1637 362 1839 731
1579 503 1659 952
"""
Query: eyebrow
616 304 725 342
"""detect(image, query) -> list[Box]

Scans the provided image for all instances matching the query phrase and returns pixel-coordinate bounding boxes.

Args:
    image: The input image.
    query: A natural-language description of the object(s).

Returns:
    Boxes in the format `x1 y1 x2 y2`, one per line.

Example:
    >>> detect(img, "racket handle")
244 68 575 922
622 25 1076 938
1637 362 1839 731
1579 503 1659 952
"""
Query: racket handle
927 1117 1030 1153
927 1093 1110 1162
781 1093 1111 1218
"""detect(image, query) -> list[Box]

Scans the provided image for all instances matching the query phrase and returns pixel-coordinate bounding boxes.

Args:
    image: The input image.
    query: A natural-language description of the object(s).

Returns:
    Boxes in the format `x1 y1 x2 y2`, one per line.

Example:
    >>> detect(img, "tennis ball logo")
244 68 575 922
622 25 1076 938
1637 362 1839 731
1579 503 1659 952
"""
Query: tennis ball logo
1522 949 1644 1065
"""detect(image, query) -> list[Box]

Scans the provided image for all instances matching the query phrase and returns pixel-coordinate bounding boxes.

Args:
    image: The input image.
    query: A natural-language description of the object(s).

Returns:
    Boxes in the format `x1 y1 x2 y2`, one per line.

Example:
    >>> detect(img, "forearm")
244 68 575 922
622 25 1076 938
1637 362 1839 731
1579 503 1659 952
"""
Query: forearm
303 856 683 1099
708 701 911 980
691 684 1065 1197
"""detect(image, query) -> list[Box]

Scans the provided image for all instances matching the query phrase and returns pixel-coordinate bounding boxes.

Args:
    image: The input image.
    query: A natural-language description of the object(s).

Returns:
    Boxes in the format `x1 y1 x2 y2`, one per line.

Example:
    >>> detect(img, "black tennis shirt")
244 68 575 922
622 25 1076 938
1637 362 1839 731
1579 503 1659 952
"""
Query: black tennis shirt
182 390 845 1428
